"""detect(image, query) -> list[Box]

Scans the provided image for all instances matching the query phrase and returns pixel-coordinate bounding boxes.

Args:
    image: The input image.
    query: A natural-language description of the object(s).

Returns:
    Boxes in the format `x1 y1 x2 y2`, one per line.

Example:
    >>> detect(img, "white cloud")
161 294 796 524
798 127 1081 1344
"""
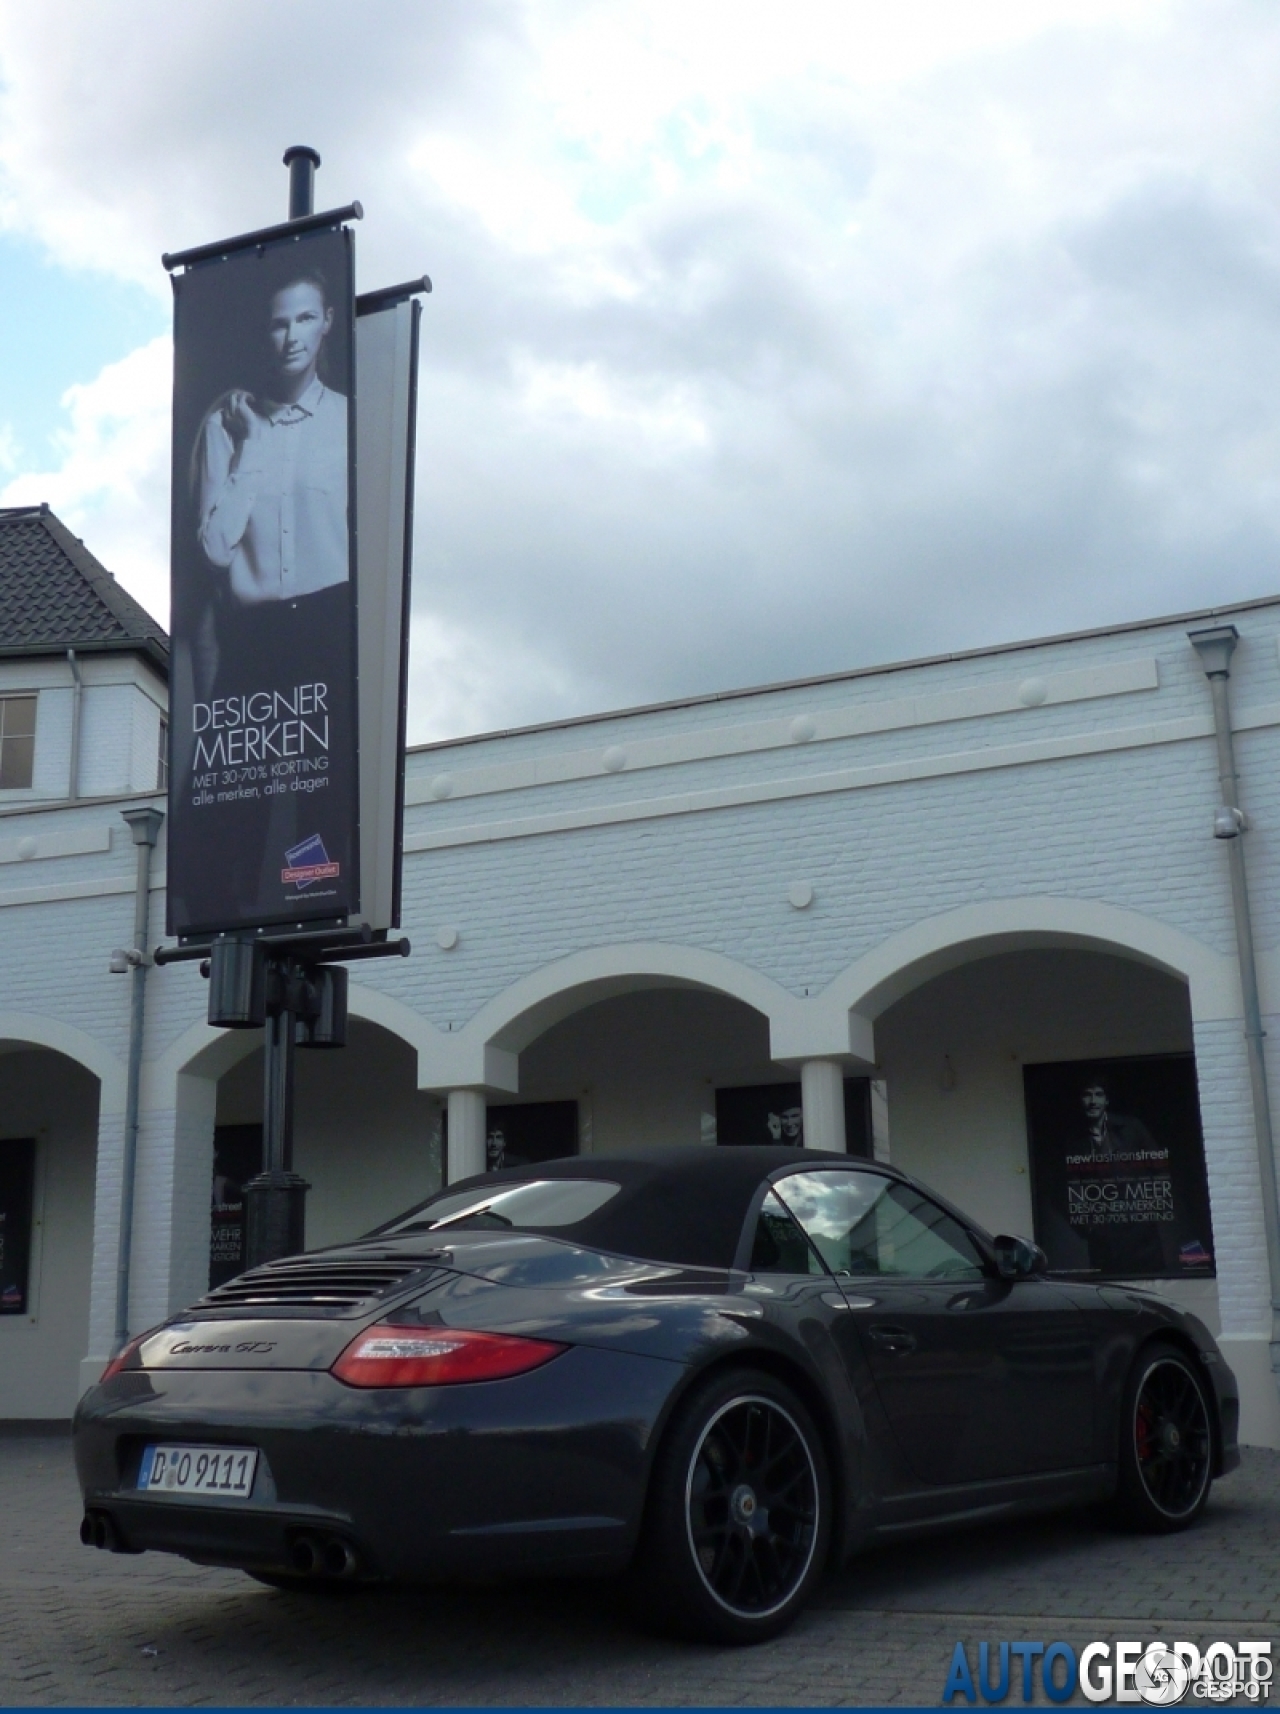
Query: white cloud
0 337 171 621
4 1 1280 736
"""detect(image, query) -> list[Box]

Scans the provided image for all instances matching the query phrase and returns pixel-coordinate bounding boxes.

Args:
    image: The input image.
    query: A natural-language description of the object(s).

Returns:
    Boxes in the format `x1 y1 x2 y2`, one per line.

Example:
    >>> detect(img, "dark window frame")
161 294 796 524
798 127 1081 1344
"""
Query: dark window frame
0 694 37 790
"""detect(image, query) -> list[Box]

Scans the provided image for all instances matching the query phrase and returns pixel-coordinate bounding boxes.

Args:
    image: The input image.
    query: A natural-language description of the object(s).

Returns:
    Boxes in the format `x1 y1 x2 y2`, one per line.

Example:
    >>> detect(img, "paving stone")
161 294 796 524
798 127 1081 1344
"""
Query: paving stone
0 1437 1276 1706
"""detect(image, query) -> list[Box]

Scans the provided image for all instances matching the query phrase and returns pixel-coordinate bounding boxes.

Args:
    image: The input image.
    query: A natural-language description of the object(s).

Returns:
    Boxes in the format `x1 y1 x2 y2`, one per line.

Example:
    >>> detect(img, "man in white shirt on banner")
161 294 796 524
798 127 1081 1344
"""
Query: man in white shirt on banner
197 270 349 607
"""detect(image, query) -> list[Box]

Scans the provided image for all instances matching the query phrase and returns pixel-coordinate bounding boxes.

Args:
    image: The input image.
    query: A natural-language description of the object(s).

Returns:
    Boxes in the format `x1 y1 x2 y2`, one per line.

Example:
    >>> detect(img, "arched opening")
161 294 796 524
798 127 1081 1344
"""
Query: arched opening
0 1041 102 1417
870 945 1215 1322
517 987 779 1154
501 984 873 1159
208 1017 441 1269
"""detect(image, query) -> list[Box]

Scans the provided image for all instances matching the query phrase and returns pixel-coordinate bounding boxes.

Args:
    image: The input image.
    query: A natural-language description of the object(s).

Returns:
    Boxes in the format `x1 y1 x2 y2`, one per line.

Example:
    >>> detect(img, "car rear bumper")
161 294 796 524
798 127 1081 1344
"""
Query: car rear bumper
74 1344 682 1580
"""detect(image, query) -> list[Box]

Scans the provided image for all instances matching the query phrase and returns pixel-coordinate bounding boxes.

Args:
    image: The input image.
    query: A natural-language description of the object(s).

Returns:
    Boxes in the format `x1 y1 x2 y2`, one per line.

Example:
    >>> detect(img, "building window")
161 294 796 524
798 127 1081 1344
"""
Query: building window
157 715 169 791
0 695 36 789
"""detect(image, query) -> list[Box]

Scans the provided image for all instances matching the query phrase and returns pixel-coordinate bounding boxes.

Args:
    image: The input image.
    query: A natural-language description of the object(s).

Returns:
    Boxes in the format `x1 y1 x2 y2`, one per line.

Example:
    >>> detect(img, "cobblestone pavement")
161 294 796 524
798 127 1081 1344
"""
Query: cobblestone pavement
1 1434 1277 1707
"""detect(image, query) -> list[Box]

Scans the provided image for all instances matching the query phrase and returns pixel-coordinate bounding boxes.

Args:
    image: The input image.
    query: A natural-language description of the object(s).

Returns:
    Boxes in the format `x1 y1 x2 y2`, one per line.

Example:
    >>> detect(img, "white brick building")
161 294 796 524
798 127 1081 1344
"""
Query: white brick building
4 503 1280 1448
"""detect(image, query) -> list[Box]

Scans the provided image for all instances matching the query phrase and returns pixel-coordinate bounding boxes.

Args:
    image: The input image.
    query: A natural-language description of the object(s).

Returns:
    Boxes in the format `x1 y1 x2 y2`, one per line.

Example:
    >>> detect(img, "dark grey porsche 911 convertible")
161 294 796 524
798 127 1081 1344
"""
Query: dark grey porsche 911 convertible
75 1147 1239 1643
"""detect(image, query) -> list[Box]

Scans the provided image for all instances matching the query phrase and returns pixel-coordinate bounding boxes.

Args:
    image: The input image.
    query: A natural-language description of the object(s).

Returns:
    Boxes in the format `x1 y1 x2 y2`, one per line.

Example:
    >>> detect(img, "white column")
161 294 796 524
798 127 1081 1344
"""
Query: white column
800 1059 846 1153
447 1089 487 1184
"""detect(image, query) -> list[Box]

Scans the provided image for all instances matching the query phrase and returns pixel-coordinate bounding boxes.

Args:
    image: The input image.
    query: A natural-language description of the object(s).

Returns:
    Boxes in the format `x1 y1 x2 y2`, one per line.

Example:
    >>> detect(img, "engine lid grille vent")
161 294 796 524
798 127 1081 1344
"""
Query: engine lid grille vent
193 1256 444 1314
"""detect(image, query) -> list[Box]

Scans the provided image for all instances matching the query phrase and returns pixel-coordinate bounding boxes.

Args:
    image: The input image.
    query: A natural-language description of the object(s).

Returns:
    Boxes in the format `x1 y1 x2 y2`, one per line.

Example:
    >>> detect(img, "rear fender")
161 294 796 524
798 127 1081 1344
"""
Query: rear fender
637 1331 871 1570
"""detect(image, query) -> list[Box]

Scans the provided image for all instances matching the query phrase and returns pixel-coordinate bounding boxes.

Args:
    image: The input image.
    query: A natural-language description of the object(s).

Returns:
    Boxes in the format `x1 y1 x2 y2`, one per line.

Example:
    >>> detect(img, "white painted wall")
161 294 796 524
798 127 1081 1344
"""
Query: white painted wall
0 1049 98 1417
6 597 1280 1443
215 1021 442 1256
0 654 165 806
517 987 786 1154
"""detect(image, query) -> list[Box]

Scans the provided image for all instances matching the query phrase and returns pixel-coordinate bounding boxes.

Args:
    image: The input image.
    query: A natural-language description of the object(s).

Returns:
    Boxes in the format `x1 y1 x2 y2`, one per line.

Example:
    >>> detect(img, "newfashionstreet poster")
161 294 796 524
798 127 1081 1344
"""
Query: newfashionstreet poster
1024 1053 1216 1279
167 226 359 938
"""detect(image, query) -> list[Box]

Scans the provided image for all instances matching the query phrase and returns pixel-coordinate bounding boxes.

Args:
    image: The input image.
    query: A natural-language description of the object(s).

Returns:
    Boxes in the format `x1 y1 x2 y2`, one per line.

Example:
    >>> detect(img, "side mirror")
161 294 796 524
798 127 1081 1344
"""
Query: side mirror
992 1234 1047 1279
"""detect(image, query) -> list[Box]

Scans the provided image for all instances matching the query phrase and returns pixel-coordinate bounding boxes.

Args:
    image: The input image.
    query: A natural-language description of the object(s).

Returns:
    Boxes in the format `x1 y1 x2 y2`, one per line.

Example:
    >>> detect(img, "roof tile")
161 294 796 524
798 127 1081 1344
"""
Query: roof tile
0 504 167 661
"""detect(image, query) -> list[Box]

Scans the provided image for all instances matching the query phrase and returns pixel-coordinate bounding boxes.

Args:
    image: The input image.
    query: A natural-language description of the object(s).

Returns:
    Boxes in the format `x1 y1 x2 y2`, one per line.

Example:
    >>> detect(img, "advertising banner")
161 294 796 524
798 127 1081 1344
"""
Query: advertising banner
0 1138 35 1315
209 1124 264 1289
352 292 419 930
439 1101 579 1182
715 1080 873 1155
167 225 359 938
1024 1054 1215 1278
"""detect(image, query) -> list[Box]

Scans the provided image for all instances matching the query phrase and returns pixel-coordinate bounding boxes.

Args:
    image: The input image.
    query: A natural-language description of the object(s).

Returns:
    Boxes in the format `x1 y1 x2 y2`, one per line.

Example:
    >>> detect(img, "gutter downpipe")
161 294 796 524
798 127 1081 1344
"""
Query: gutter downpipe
1189 625 1280 1385
67 649 83 801
113 806 164 1355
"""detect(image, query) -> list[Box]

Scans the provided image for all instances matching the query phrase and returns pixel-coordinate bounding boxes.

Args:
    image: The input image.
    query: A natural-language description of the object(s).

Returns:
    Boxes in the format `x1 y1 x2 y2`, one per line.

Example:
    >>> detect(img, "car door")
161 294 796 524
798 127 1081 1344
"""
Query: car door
743 1186 898 1492
771 1169 1096 1487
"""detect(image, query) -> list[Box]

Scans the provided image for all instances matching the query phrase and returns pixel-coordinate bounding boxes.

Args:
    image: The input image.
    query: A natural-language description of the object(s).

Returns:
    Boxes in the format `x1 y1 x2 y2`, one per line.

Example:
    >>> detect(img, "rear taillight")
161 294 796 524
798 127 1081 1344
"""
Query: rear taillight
99 1331 150 1383
331 1325 567 1389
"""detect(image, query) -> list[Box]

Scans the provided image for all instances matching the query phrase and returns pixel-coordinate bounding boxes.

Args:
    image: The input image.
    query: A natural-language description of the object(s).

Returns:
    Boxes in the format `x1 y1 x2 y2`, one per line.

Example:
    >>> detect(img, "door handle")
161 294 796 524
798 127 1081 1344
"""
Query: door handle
866 1323 917 1355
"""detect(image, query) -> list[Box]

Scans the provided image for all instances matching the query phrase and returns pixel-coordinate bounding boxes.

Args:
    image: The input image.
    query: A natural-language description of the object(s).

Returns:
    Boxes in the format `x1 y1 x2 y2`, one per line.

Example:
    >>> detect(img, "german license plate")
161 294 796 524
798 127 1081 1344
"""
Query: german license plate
138 1444 258 1497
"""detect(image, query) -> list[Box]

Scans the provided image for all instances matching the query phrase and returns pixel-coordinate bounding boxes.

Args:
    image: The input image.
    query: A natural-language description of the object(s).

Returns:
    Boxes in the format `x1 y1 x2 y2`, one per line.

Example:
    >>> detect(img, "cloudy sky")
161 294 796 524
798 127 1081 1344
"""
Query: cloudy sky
3 0 1280 740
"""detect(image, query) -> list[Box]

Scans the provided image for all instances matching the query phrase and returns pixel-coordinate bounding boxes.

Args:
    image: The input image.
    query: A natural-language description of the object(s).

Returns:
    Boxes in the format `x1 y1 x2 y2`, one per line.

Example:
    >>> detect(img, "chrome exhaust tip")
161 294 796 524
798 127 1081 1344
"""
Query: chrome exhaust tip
321 1536 358 1579
288 1532 321 1575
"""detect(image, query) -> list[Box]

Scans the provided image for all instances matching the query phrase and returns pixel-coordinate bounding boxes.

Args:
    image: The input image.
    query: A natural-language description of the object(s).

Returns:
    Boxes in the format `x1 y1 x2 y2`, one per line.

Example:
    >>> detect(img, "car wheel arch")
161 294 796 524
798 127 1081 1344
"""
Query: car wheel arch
640 1347 855 1570
1122 1329 1223 1479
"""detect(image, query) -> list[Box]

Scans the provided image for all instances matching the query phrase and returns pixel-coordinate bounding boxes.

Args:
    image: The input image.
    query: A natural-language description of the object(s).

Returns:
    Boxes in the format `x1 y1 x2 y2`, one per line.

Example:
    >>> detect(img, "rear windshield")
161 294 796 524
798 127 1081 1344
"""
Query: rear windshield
382 1178 621 1235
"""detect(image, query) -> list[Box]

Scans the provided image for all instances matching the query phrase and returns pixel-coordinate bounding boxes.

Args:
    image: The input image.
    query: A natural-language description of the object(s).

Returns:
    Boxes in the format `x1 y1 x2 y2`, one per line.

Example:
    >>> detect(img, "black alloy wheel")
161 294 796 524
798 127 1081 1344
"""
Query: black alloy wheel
1117 1341 1214 1532
631 1368 831 1644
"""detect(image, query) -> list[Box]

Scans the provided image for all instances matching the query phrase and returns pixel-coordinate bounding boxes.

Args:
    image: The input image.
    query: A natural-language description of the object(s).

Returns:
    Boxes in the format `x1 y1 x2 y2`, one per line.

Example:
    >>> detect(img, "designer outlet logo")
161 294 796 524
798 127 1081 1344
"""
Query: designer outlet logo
943 1639 1274 1704
281 833 340 890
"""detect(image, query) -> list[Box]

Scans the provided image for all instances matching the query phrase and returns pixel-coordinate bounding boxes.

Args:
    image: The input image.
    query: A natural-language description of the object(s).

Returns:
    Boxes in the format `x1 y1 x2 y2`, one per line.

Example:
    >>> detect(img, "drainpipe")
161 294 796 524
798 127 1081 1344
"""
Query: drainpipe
1189 625 1280 1383
67 649 83 801
113 806 164 1354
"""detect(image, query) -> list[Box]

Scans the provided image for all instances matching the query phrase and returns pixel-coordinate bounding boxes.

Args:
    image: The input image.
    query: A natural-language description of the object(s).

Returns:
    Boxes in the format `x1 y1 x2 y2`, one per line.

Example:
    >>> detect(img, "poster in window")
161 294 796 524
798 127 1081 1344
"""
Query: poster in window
715 1080 872 1156
441 1101 579 1181
0 1138 35 1314
209 1124 263 1289
167 224 359 938
1023 1054 1215 1279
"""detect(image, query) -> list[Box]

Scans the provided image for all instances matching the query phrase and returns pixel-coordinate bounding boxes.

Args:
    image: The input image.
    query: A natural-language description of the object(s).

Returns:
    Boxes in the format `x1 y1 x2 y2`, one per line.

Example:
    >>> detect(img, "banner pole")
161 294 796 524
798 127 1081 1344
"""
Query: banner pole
283 145 320 221
242 149 324 1270
164 148 421 1278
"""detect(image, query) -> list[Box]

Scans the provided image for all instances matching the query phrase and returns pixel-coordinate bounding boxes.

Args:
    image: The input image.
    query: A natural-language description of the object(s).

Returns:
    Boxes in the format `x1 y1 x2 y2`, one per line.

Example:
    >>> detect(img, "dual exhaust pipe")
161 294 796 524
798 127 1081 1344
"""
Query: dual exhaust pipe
287 1530 359 1580
80 1511 358 1580
80 1510 136 1553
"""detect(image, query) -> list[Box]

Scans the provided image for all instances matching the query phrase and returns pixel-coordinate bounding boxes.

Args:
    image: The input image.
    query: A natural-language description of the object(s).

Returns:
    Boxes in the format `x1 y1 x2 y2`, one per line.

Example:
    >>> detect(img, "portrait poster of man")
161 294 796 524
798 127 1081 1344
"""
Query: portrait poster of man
440 1101 579 1179
0 1138 36 1315
1023 1053 1215 1279
715 1080 872 1156
167 225 359 938
208 1124 263 1290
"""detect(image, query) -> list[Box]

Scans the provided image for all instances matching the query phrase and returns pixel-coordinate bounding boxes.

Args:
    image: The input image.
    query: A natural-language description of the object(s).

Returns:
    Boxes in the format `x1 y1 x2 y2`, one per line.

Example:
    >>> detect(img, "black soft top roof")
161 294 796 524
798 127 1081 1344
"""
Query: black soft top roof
384 1146 884 1270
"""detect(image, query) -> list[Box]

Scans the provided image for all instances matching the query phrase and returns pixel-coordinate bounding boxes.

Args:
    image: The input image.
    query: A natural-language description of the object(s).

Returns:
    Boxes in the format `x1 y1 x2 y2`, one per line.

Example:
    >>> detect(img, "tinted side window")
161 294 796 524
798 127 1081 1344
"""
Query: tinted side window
749 1190 823 1274
774 1171 985 1281
872 1183 985 1280
383 1178 620 1234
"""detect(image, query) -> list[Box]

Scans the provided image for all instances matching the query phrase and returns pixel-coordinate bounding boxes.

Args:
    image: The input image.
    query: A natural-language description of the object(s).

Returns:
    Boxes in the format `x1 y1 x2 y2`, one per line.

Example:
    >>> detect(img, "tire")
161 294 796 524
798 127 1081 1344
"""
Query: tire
631 1367 832 1645
1116 1341 1214 1532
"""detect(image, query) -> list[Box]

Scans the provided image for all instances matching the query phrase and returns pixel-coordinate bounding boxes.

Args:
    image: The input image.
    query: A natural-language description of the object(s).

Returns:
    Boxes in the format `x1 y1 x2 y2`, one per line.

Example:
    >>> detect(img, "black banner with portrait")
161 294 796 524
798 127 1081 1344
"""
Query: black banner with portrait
484 1102 579 1172
0 1138 35 1315
440 1101 579 1181
167 224 359 938
1024 1054 1215 1279
209 1124 263 1289
715 1080 873 1156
